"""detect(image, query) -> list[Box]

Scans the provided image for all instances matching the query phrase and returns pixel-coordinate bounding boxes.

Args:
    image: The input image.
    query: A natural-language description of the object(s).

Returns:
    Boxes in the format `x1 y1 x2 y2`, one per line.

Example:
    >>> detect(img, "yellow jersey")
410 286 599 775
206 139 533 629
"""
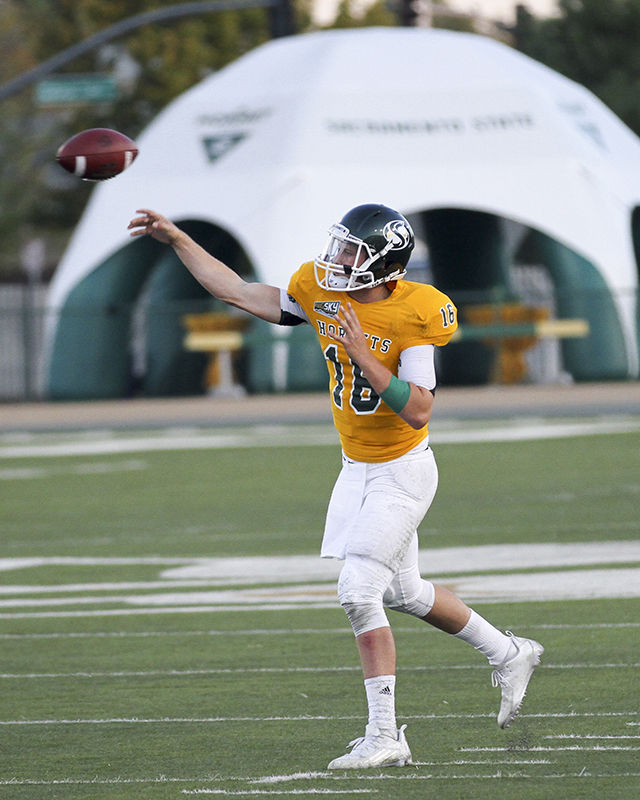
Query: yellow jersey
287 262 458 462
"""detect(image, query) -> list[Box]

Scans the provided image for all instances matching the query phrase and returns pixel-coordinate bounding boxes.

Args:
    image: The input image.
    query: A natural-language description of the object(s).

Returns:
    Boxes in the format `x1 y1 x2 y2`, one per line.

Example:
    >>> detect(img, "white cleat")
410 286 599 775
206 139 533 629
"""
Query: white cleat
327 723 412 769
492 633 544 728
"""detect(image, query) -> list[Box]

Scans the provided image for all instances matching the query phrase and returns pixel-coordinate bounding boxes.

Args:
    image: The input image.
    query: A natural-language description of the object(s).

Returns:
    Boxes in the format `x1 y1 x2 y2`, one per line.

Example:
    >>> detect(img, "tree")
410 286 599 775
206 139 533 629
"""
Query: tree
0 0 276 279
331 0 396 29
513 0 640 137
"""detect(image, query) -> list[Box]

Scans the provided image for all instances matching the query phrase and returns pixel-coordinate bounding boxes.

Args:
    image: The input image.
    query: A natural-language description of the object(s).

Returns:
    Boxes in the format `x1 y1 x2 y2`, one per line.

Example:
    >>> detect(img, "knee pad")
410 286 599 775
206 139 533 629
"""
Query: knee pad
338 555 392 637
341 600 389 637
383 571 435 618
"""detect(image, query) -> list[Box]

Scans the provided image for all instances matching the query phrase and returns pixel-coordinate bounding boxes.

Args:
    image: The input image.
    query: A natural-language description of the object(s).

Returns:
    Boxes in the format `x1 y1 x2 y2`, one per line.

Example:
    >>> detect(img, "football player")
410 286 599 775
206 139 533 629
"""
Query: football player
128 204 543 769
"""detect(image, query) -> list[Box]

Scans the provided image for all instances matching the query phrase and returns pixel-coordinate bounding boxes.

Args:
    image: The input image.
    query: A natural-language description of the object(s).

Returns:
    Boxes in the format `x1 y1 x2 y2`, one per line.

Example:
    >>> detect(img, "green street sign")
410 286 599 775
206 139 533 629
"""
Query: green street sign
35 74 118 106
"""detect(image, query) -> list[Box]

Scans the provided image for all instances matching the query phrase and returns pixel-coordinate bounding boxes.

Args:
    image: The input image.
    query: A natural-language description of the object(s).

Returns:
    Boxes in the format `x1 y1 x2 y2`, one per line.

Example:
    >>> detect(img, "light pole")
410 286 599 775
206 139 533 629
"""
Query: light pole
0 0 294 103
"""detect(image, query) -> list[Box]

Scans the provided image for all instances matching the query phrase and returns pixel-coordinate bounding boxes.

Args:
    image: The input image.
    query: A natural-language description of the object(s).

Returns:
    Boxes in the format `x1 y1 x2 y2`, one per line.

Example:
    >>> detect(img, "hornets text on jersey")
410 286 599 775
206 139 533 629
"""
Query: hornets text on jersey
287 262 458 462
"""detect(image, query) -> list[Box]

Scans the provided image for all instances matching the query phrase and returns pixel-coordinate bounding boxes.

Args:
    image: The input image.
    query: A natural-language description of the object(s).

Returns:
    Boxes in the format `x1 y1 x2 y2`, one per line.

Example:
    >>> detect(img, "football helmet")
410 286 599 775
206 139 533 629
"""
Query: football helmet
314 204 415 291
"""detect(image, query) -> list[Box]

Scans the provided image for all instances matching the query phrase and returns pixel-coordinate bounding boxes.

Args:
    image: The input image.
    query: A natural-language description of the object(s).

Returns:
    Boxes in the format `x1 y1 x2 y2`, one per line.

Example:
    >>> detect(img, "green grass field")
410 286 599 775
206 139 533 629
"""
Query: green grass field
1 417 639 799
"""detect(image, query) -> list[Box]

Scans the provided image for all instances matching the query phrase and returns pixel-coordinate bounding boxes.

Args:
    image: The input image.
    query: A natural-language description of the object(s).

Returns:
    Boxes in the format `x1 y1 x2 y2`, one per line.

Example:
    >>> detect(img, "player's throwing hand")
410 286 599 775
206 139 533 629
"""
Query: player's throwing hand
128 209 182 246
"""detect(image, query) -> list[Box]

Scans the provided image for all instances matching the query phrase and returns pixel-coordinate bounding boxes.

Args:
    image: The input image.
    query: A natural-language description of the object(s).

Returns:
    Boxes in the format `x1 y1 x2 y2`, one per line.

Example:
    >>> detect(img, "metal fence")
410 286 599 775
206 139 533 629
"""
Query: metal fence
1 282 638 401
1 285 49 401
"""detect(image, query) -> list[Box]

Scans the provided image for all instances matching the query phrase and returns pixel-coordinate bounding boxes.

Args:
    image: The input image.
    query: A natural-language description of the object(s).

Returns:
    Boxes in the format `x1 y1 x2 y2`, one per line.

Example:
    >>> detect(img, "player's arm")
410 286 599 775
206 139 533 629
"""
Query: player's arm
128 209 282 323
330 302 434 429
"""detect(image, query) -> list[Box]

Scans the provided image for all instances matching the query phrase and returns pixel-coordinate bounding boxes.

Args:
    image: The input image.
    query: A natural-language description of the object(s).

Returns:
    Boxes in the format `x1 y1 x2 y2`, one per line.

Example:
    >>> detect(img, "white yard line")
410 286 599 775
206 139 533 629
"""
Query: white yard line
0 579 334 596
0 621 638 640
209 793 372 796
3 540 639 581
4 772 640 789
0 604 341 619
545 735 640 740
1 543 639 621
0 459 147 480
0 429 338 458
0 711 635 726
0 628 362 639
0 715 355 726
1 417 639 459
432 418 640 443
461 746 640 752
0 556 211 572
1 662 639 681
442 567 640 603
1 567 640 620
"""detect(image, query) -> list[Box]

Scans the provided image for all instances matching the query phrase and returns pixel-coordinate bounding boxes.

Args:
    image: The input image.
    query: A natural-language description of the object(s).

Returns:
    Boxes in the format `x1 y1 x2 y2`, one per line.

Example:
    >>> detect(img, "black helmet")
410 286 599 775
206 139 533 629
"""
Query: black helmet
314 203 415 291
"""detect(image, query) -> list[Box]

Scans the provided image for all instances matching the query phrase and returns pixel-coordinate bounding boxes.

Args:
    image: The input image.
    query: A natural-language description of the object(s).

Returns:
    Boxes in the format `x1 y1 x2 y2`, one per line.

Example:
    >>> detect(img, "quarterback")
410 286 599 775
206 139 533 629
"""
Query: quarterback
128 203 543 769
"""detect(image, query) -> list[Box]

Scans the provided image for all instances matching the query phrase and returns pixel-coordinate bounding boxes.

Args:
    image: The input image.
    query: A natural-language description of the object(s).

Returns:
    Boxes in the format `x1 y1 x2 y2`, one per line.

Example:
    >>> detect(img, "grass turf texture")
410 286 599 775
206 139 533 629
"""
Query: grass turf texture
1 427 639 798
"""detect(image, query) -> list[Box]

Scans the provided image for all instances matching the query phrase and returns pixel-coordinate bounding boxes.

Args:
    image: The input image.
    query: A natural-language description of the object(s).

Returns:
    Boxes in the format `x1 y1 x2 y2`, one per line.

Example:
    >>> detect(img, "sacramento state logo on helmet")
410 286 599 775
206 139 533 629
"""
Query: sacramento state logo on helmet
383 219 412 251
314 203 415 291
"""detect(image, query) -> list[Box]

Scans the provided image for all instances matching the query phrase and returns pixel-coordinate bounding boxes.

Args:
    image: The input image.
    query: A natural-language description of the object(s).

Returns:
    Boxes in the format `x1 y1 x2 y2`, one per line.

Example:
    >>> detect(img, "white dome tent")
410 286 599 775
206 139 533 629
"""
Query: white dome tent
46 27 640 398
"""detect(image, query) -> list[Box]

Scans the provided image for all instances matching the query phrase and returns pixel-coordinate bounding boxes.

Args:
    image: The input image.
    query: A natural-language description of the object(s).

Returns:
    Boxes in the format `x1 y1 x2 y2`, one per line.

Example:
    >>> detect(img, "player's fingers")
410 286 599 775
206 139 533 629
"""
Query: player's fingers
342 303 358 323
128 217 148 231
342 305 361 333
128 211 173 240
130 209 168 228
328 321 347 341
333 318 350 338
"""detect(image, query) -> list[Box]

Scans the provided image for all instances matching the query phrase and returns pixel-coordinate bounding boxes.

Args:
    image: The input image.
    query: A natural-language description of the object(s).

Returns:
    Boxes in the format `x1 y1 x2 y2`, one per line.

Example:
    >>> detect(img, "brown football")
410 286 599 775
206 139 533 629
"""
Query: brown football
56 128 138 181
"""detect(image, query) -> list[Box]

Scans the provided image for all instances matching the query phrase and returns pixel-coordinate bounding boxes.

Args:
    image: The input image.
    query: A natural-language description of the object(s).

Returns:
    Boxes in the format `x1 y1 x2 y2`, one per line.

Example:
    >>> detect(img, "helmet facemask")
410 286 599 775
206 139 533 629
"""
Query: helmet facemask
314 210 413 292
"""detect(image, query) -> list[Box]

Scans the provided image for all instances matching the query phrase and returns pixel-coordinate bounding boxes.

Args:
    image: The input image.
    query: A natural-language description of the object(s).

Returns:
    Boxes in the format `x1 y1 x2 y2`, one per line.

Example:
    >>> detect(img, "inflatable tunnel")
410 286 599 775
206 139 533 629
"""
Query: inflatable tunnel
630 206 640 361
48 222 253 399
421 209 628 384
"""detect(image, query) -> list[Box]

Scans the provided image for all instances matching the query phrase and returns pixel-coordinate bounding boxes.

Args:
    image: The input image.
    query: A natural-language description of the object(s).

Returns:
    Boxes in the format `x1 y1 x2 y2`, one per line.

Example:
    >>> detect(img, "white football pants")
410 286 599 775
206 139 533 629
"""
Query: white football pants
323 443 439 636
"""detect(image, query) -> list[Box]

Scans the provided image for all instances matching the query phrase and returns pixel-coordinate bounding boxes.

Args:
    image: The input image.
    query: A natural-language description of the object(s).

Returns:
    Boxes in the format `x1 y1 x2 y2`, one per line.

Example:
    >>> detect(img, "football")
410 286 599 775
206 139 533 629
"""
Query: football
56 128 138 181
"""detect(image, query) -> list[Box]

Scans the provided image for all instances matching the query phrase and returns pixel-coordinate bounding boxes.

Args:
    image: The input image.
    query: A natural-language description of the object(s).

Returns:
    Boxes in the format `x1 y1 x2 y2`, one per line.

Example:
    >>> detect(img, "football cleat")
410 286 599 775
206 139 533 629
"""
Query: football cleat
327 723 412 769
492 633 544 728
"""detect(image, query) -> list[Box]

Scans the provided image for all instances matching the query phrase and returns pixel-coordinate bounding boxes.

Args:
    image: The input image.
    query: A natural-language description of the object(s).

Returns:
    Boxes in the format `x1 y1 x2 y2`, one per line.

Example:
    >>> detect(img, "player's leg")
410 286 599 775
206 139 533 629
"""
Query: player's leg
452 604 544 728
328 553 411 769
384 539 543 728
327 451 435 769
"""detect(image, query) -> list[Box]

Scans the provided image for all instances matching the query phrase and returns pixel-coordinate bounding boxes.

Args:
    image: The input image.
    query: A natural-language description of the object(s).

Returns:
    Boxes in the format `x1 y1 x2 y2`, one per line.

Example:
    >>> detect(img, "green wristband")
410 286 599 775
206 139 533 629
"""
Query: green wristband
380 375 411 414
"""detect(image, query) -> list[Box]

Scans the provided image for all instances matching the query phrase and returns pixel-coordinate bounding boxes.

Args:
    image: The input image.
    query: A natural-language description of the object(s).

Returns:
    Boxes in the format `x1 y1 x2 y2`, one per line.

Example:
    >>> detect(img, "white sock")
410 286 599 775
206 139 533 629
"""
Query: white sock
364 674 397 733
454 610 515 666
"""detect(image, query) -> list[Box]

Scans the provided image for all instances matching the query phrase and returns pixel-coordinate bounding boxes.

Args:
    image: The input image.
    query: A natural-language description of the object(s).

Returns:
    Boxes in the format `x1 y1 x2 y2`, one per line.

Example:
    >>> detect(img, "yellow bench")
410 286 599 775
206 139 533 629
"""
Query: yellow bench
182 312 250 397
451 304 589 383
183 308 590 391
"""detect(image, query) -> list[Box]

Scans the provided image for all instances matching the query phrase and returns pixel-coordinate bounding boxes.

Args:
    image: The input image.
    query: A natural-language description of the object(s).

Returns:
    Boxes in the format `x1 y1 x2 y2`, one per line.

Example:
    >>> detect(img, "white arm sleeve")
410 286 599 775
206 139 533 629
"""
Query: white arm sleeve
398 344 436 391
279 288 309 324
